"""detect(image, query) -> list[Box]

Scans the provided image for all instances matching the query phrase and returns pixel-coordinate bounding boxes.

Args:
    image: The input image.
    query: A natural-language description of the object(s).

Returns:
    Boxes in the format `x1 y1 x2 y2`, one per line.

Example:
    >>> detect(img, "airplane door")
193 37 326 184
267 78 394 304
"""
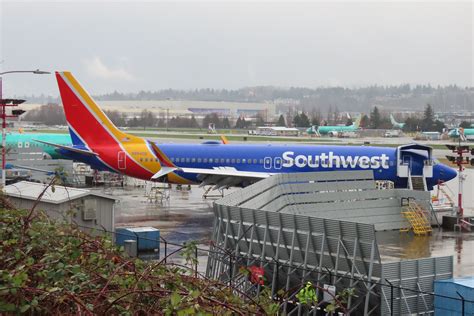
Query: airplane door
402 155 411 167
264 157 272 170
274 157 282 169
118 151 126 170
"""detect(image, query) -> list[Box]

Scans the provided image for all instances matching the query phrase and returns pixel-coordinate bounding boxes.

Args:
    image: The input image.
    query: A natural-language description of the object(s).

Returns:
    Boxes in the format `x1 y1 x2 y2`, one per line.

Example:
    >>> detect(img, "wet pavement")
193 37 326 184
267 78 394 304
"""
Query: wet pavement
96 167 474 277
108 184 223 244
377 229 474 277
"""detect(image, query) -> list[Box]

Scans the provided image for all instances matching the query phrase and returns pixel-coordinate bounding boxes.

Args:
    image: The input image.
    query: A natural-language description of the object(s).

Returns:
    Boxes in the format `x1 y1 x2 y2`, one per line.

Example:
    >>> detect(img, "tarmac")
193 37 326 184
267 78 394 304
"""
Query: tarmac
105 168 474 277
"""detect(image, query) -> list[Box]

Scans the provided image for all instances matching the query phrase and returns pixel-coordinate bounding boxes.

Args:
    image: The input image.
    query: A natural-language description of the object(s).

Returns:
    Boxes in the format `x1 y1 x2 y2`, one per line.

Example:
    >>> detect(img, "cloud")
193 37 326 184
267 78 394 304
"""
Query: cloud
83 57 134 81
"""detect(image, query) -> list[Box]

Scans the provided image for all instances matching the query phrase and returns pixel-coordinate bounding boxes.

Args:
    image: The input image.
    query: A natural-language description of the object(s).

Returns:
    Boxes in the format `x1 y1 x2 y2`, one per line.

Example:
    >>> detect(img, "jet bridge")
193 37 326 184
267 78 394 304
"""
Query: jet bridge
396 144 433 191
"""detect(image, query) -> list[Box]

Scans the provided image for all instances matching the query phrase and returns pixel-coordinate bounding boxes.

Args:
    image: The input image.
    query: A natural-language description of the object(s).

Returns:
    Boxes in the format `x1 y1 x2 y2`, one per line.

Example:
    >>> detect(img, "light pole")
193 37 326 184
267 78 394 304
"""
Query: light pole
0 69 50 188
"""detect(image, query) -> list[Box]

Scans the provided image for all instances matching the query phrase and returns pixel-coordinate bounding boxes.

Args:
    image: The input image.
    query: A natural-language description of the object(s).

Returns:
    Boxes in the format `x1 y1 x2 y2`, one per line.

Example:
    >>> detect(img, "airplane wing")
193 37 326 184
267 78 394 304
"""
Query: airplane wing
181 166 273 189
180 166 270 178
33 139 98 157
149 141 272 188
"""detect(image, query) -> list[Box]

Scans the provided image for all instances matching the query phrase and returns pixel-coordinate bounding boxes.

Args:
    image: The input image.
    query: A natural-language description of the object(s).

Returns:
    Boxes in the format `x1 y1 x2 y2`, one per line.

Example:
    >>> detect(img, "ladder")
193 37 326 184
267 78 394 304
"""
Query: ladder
410 176 426 191
438 185 455 206
401 201 433 235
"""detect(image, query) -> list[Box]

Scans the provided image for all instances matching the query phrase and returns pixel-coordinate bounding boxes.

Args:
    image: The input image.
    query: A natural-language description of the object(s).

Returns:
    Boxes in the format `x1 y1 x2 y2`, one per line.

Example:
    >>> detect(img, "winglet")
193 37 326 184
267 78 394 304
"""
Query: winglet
32 139 98 156
220 135 229 144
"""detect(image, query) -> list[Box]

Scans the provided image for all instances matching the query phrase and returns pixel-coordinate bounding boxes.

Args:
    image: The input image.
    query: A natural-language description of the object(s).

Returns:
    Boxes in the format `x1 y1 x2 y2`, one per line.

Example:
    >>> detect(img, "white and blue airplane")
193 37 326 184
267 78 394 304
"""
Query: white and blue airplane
46 72 456 191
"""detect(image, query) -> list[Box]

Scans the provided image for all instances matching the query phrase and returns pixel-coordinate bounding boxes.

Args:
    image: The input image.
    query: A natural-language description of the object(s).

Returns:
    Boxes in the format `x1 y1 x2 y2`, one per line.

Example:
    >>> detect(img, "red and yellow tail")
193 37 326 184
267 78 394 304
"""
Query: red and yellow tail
56 72 158 178
56 72 139 147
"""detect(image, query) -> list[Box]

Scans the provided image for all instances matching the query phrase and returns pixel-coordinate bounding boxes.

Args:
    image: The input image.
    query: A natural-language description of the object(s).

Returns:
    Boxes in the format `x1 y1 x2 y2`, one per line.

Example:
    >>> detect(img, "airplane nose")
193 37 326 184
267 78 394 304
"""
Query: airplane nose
440 164 457 182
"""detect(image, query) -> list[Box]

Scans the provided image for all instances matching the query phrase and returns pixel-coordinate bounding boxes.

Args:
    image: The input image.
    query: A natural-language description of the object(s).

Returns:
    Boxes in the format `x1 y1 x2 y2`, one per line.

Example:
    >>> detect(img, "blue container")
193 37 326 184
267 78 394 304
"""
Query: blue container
115 227 160 251
434 277 474 316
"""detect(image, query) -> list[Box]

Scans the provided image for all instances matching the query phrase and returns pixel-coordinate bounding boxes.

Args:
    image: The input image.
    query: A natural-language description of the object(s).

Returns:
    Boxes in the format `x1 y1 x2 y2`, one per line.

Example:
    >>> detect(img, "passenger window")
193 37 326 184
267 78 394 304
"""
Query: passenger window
220 158 224 163
25 142 29 148
197 158 202 163
242 159 246 163
209 158 213 163
259 159 263 164
186 158 190 163
253 159 257 164
203 158 208 163
237 159 241 163
191 158 196 163
225 159 230 164
18 142 22 148
231 159 235 164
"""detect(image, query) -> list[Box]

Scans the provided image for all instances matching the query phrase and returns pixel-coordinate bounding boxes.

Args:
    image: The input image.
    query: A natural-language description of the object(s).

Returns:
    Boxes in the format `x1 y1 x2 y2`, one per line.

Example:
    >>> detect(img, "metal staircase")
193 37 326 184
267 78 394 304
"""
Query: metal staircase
438 185 455 206
410 176 426 191
401 201 433 235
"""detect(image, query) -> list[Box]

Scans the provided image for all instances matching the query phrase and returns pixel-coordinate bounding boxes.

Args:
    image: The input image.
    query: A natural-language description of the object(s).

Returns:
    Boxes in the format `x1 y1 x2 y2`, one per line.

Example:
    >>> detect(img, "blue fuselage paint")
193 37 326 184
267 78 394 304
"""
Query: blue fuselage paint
40 131 456 190
154 143 455 189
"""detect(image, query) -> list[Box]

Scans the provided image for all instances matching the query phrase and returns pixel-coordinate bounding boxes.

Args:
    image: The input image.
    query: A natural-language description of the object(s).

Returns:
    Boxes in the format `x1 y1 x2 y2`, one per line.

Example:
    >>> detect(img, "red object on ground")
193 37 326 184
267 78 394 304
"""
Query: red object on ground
248 266 265 285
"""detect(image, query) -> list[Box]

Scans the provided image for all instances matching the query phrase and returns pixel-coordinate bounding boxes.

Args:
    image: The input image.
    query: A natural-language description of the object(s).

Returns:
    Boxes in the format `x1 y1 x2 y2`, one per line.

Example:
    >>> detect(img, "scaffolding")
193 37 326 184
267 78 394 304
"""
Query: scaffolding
206 171 453 315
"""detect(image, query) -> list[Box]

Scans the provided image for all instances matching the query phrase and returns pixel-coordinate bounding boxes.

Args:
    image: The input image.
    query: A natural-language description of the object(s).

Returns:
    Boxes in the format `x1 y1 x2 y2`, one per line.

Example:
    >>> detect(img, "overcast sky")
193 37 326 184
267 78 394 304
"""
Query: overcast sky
0 1 472 96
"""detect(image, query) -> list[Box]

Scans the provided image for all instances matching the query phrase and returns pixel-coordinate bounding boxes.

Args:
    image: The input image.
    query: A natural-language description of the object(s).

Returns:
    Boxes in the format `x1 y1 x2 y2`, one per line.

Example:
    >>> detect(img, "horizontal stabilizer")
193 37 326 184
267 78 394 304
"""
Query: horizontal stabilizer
7 163 55 174
33 139 98 157
151 167 178 180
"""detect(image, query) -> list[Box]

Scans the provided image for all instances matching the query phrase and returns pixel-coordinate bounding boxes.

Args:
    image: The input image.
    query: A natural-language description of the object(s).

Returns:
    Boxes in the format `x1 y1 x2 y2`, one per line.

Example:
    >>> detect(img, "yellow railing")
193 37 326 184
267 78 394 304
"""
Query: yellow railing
401 202 433 235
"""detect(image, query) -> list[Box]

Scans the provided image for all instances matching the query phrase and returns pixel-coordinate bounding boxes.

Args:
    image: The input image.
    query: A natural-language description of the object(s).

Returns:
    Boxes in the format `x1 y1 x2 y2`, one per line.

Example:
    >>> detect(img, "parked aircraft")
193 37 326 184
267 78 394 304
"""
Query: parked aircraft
448 127 474 141
47 72 456 190
390 114 405 129
0 133 71 159
307 115 362 136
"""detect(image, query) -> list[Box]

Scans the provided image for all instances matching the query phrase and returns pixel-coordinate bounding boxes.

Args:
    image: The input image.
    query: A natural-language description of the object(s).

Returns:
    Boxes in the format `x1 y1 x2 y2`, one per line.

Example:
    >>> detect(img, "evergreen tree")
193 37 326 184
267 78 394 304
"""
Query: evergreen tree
422 104 435 131
235 117 242 129
202 113 221 129
276 114 286 127
369 106 381 129
360 114 370 128
298 112 310 127
293 113 301 127
222 117 231 129
190 115 199 128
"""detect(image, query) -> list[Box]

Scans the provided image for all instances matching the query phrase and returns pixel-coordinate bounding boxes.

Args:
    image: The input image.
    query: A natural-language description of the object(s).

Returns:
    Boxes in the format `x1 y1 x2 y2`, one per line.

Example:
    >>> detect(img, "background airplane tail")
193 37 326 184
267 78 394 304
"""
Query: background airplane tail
390 114 397 126
56 72 137 149
353 114 362 128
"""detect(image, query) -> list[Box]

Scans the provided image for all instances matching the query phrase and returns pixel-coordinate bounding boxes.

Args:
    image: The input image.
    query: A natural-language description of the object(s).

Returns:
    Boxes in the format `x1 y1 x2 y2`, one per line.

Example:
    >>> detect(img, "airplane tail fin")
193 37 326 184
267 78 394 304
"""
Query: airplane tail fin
56 72 138 149
220 135 229 144
353 114 362 128
390 114 397 126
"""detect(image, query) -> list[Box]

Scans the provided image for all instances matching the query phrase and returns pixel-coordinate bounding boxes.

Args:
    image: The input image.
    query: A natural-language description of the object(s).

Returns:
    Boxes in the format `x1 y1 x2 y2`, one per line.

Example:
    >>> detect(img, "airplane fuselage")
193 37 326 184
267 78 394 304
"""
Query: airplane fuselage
61 142 451 189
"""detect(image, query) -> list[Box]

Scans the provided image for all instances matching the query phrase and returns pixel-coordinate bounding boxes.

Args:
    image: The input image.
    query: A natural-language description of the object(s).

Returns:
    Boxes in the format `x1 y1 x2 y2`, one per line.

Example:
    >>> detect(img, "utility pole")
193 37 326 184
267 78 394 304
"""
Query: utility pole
0 70 50 188
446 136 474 231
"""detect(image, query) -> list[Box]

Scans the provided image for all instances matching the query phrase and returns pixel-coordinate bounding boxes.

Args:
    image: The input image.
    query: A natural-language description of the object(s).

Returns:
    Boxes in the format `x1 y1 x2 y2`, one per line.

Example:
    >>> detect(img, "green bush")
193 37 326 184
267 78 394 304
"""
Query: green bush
0 208 266 315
